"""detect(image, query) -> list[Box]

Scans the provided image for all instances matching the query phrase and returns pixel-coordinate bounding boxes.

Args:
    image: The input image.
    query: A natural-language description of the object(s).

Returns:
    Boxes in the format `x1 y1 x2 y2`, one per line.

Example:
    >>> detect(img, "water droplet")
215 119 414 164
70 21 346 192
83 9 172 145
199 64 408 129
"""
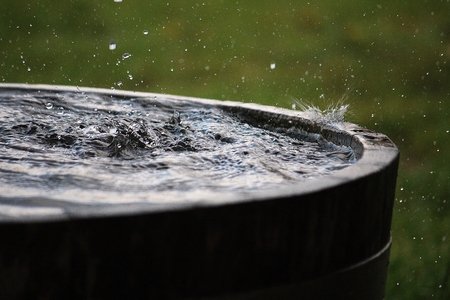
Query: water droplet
109 40 116 50
114 0 122 2
128 74 133 80
27 67 31 72
270 62 276 69
117 81 123 87
143 30 148 35
122 53 131 60
45 102 53 110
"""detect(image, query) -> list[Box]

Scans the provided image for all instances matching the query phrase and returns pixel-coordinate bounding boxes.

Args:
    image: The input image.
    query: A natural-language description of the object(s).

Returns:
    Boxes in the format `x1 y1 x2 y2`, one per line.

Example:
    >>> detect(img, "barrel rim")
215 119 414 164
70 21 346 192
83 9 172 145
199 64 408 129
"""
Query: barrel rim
0 83 399 223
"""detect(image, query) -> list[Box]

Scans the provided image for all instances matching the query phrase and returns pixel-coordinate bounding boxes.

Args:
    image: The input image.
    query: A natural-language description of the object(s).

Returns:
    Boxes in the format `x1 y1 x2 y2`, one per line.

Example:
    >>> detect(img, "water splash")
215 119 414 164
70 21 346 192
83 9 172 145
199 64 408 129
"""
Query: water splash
293 89 352 126
295 99 349 125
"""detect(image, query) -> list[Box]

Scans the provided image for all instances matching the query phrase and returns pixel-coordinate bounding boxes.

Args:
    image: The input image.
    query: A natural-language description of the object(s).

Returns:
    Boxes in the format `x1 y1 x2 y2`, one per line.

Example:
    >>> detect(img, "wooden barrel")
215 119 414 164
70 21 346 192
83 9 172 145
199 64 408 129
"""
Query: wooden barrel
0 84 399 300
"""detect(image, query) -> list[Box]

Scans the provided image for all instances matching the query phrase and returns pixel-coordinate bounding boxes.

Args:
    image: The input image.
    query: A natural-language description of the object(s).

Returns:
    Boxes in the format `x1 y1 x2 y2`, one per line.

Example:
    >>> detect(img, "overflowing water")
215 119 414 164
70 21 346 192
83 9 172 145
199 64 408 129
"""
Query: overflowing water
0 88 355 205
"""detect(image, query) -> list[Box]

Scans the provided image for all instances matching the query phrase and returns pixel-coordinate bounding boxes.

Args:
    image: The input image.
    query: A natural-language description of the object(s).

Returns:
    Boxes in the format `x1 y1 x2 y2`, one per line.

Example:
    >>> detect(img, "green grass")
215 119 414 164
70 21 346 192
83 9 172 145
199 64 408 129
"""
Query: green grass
2 0 450 298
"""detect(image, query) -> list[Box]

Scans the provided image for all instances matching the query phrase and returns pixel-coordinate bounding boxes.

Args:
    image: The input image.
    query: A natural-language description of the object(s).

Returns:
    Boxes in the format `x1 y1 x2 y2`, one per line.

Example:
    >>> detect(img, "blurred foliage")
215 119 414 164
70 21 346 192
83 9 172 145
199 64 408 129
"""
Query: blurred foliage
2 0 450 298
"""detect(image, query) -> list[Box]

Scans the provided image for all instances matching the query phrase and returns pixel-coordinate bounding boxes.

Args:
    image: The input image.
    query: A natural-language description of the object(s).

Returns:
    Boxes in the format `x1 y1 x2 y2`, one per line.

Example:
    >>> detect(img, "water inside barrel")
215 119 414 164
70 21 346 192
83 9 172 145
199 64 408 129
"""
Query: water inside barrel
0 89 355 204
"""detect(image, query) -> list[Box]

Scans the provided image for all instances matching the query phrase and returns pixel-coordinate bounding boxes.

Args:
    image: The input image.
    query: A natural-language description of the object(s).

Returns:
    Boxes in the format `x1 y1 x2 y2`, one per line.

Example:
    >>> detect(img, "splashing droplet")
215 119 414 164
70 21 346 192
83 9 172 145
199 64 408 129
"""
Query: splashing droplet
122 53 132 60
294 99 349 125
109 40 116 50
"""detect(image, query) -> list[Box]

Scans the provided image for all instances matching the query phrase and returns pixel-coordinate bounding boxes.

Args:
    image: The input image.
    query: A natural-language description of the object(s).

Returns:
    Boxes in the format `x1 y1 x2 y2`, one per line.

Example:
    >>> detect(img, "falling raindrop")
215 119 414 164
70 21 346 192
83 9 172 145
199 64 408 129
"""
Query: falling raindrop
122 53 132 60
109 40 117 50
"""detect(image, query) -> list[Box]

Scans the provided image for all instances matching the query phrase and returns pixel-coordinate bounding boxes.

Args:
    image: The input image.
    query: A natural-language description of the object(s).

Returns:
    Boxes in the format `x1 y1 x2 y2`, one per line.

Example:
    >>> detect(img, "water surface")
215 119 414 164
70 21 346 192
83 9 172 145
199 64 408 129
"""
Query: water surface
0 88 355 205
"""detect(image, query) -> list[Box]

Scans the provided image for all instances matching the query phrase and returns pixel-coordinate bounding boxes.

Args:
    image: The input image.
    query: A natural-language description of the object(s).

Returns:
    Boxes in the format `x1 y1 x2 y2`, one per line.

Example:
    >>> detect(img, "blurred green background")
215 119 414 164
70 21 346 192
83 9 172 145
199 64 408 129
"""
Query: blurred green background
1 0 449 298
